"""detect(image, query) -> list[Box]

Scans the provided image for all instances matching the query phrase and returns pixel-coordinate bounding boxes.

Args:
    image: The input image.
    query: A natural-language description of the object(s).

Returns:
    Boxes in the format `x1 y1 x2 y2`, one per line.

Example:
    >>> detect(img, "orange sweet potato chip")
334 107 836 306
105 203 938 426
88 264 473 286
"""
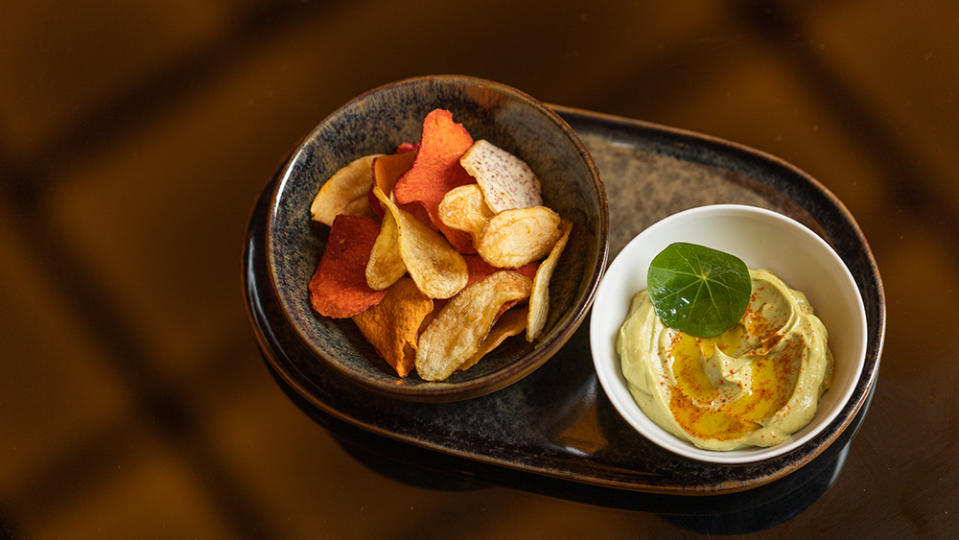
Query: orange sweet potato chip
393 109 477 253
352 277 433 377
308 215 386 318
370 150 417 218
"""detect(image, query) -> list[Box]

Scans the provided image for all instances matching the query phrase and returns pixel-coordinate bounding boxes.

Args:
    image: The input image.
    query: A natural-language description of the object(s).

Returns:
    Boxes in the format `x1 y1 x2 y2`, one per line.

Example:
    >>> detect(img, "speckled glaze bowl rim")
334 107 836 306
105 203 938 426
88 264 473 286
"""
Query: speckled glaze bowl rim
590 204 868 464
264 75 609 401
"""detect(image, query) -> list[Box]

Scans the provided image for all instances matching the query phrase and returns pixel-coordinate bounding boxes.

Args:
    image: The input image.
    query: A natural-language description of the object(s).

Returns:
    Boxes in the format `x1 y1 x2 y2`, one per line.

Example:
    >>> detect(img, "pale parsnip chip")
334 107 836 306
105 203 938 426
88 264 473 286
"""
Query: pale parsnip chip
476 206 561 268
372 187 468 299
365 209 406 290
459 306 528 372
459 140 542 213
437 184 493 243
310 154 383 226
527 219 572 342
416 271 532 381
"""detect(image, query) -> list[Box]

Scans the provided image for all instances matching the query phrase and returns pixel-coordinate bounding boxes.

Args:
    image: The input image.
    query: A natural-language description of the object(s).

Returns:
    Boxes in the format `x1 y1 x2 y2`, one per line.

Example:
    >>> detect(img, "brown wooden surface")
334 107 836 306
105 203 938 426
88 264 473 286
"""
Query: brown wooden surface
1 1 954 537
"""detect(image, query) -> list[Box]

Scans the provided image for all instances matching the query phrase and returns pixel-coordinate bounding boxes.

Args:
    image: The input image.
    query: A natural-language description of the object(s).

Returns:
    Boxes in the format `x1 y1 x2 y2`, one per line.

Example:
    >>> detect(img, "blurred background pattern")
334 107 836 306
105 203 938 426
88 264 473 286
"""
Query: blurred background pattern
1 1 956 537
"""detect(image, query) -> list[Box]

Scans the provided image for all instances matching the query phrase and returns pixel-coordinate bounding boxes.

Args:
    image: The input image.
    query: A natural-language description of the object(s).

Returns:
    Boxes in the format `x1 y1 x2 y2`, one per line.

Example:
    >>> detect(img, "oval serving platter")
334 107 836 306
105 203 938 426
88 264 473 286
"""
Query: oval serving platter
243 106 885 494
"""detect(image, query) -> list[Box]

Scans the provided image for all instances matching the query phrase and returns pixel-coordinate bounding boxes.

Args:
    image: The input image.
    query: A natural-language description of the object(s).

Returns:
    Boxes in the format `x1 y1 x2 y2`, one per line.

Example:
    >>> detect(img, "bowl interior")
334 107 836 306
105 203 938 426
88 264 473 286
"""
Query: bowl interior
590 204 867 463
267 76 607 400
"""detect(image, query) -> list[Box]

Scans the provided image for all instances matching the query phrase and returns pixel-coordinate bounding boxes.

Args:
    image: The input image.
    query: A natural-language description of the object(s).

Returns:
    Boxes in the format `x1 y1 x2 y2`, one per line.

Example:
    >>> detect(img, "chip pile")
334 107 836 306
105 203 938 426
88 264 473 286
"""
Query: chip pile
307 109 572 381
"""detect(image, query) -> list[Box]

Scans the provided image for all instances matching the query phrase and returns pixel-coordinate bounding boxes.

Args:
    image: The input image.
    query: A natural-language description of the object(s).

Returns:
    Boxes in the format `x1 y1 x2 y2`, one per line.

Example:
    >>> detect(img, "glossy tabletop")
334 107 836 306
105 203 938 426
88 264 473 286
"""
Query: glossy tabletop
1 2 955 538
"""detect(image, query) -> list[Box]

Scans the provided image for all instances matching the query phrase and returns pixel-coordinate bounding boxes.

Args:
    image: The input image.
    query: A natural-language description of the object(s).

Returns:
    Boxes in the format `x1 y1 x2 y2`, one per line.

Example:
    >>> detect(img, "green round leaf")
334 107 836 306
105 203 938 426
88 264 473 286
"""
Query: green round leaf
647 242 751 338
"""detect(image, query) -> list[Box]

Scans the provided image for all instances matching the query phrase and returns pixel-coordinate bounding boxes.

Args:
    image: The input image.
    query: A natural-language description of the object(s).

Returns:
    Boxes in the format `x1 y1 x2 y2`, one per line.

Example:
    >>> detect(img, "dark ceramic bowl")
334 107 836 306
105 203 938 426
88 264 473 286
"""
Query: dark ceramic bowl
266 75 608 402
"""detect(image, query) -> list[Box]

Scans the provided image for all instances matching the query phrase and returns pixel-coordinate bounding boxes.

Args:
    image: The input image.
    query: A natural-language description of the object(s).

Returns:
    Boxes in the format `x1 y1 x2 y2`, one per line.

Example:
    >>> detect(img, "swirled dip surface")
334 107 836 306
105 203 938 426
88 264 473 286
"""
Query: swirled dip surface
617 269 833 450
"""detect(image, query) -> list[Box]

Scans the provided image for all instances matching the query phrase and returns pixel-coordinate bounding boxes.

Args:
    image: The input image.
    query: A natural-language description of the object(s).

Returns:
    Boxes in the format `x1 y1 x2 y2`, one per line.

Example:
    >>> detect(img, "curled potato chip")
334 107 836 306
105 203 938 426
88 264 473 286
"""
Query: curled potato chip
310 154 383 226
527 219 572 342
416 271 532 381
438 184 493 243
476 206 562 268
458 306 528 372
352 277 433 377
365 209 406 290
372 186 468 299
459 140 542 213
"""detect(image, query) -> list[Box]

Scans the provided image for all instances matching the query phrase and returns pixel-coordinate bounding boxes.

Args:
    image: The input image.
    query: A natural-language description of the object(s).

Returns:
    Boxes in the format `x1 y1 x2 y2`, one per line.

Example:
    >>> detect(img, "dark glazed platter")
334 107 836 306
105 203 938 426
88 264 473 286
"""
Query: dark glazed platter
243 106 885 494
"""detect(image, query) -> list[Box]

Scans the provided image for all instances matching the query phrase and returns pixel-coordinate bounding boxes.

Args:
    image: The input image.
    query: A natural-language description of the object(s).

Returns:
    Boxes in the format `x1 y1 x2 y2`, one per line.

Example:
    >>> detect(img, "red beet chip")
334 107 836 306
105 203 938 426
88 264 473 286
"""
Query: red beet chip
308 214 387 318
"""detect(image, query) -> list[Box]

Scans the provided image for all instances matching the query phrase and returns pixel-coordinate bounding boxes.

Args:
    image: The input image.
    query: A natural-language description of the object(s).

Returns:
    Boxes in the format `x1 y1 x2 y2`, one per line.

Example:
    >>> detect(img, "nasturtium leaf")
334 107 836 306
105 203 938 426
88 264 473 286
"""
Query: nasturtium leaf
647 242 751 338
